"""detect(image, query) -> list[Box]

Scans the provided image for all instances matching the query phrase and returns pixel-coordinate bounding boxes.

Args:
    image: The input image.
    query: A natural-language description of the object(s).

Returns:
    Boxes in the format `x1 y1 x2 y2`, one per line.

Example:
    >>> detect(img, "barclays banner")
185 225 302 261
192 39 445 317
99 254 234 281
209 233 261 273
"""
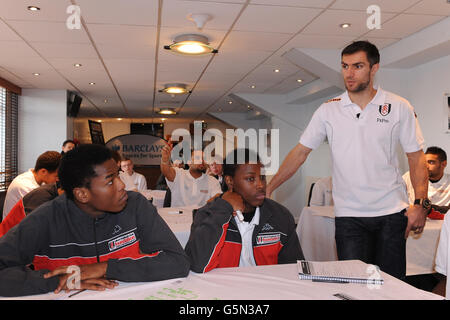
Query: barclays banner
106 134 166 166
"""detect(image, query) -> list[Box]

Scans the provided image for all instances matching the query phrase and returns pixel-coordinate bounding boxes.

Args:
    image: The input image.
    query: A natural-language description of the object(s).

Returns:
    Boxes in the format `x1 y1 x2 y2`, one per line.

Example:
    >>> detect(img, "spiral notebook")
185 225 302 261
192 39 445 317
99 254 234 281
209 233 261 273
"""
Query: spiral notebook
297 260 384 285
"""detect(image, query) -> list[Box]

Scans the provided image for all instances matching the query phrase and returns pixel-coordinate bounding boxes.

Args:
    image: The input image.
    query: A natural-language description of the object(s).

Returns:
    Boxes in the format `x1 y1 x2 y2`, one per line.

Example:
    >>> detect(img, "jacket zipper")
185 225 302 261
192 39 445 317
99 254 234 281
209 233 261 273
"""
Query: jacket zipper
93 218 100 263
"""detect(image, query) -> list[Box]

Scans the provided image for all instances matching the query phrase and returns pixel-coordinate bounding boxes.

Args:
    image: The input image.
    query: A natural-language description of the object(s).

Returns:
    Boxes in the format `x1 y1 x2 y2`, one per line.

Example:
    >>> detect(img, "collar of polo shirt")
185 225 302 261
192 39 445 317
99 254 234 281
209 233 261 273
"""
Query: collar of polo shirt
341 85 385 108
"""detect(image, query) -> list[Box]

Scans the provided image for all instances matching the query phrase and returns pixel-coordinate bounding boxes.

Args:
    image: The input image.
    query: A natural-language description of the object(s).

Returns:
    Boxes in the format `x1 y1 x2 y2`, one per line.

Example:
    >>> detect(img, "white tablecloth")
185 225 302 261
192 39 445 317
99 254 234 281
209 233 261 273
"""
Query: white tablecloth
3 263 442 300
157 205 198 248
296 206 444 276
140 190 166 208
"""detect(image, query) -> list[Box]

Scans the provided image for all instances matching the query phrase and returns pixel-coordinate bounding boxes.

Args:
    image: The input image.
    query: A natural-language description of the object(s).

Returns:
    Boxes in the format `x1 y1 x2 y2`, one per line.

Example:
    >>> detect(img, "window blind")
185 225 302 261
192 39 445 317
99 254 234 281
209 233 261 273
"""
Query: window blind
0 87 18 192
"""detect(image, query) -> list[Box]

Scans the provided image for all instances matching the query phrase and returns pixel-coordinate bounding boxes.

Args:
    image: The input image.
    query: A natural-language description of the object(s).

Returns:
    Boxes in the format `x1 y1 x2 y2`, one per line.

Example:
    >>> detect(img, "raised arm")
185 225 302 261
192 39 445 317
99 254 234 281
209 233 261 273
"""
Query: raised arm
160 141 176 182
266 143 312 197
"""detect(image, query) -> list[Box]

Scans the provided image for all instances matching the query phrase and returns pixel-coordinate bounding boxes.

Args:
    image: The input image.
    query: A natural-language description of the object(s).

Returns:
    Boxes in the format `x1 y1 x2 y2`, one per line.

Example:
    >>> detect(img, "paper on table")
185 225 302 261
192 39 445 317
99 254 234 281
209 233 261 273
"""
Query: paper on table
309 206 335 218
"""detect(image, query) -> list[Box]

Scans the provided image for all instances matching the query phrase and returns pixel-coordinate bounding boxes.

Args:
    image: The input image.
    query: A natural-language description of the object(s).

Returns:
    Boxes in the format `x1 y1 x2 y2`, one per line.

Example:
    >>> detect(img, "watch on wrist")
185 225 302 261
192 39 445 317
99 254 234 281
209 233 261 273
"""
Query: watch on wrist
414 198 432 214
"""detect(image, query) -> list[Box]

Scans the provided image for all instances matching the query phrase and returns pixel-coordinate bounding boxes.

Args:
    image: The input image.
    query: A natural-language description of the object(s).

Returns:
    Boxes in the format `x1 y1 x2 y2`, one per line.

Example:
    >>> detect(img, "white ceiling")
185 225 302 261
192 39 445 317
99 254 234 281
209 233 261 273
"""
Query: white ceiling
0 0 449 122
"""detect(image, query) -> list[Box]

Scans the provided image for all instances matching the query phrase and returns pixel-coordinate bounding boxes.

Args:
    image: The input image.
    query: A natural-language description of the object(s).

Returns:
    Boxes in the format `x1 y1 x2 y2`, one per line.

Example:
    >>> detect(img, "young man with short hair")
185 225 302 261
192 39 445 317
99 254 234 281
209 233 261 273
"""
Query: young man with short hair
185 148 304 273
2 151 62 220
404 146 449 209
0 144 189 297
119 157 147 192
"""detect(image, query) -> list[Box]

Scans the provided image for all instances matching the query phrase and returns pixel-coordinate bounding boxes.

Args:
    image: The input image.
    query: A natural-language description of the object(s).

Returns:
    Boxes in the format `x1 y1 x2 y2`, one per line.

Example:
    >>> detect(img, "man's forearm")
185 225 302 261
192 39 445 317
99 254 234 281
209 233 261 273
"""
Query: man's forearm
407 150 428 199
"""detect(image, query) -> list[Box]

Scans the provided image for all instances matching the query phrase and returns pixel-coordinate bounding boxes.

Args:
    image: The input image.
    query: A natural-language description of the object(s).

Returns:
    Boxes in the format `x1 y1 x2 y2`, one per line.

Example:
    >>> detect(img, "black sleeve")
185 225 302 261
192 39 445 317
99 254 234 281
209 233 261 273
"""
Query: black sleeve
105 194 190 282
184 198 234 273
277 205 305 264
0 213 59 297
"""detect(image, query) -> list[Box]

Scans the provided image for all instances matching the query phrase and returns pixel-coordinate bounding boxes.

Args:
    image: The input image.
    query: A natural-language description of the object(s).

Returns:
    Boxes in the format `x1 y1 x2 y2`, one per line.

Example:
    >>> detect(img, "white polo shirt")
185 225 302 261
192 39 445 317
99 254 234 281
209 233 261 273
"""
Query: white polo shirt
299 87 425 218
2 169 40 219
166 167 223 208
403 172 450 206
119 171 147 192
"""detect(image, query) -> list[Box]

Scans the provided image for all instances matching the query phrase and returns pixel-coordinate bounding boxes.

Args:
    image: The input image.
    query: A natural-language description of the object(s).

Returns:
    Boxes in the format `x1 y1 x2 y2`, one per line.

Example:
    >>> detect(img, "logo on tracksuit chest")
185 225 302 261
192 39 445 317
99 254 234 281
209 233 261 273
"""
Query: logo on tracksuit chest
108 232 136 251
256 233 280 245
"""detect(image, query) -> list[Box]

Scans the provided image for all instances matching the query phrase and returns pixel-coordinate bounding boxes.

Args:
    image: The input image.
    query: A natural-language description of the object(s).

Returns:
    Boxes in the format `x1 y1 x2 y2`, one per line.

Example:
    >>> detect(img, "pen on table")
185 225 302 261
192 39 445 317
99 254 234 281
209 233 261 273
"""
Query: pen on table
312 279 349 284
68 289 86 298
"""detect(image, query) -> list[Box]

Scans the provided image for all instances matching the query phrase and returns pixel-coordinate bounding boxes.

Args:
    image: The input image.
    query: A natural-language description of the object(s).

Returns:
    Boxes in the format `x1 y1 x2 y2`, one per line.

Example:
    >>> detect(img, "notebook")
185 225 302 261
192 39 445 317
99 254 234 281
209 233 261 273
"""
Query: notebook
297 260 384 285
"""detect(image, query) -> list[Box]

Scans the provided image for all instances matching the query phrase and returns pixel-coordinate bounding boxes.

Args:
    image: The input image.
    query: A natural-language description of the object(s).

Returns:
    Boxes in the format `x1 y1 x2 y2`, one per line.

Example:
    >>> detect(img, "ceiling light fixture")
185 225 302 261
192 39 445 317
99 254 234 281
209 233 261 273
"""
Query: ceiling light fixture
274 69 280 73
250 85 256 89
159 83 190 95
89 82 95 85
27 6 40 11
158 108 177 115
297 79 303 83
74 63 82 67
33 72 40 76
164 34 218 55
340 23 351 29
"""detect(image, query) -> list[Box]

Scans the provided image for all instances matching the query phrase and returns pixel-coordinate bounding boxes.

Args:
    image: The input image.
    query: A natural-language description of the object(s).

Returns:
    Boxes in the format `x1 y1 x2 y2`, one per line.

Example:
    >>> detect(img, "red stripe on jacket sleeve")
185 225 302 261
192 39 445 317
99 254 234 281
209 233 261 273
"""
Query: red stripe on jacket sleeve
0 199 26 238
203 221 230 273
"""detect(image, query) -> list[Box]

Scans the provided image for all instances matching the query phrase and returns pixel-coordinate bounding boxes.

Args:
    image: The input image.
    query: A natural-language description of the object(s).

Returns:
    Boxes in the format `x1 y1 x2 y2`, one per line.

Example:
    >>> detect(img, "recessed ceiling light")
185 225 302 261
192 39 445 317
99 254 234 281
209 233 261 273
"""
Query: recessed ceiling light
228 101 233 104
164 34 218 56
89 82 95 85
117 118 122 121
33 73 40 76
160 83 189 95
250 85 256 89
297 79 303 83
27 6 40 11
74 63 82 67
340 23 351 29
274 69 280 73
158 108 177 115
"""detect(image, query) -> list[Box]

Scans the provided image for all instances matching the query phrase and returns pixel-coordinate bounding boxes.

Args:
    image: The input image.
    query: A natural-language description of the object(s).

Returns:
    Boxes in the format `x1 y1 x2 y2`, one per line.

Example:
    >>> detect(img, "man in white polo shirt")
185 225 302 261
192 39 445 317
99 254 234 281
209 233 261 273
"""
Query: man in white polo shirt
160 145 222 208
119 157 147 192
266 41 430 279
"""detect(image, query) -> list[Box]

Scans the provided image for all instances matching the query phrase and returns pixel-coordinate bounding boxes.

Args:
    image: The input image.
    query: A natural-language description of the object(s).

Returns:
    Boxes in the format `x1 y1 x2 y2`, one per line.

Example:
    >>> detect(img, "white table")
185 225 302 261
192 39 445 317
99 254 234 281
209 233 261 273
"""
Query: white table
157 206 198 248
140 190 166 208
3 262 442 300
296 206 444 276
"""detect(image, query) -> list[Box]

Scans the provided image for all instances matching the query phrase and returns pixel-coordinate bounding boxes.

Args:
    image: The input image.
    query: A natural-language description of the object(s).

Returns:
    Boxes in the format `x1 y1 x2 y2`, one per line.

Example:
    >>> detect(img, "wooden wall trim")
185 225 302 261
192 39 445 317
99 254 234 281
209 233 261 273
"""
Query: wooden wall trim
0 77 21 95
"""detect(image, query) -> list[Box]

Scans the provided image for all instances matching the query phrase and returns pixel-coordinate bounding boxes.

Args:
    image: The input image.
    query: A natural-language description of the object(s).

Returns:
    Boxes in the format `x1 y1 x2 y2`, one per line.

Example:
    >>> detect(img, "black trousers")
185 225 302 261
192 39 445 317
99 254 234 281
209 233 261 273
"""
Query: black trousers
335 210 408 280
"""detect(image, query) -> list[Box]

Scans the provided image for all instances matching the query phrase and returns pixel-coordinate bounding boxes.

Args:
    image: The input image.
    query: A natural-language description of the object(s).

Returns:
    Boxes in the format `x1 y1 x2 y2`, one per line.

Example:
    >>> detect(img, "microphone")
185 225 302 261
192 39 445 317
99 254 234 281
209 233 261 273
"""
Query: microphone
356 113 360 119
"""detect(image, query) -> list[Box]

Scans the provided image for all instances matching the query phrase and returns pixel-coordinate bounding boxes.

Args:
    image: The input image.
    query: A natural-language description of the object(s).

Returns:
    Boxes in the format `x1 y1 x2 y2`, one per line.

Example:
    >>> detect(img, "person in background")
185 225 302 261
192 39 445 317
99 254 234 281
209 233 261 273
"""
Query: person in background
403 146 449 215
266 41 429 280
0 144 190 297
185 148 304 273
2 151 61 220
119 157 147 192
309 176 334 206
160 142 222 208
0 182 64 237
61 140 76 155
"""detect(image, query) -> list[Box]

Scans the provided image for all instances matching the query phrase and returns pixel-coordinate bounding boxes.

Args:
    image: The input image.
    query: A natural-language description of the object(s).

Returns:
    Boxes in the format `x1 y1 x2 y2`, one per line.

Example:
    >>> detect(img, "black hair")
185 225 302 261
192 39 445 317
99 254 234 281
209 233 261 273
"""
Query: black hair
58 144 113 200
426 146 447 162
341 40 380 67
34 151 62 173
62 139 75 147
223 148 261 178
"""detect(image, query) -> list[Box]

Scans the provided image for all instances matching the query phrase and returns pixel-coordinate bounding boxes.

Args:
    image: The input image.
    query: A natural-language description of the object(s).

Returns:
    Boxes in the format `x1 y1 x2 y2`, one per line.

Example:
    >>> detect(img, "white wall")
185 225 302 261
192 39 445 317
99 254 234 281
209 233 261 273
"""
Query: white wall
18 89 69 172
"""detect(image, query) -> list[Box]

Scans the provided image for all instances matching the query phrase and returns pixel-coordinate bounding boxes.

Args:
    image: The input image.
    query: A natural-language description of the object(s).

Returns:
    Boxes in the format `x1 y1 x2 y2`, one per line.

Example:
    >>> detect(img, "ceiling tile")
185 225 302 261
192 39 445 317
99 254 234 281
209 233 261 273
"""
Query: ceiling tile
76 0 159 25
406 0 450 15
331 0 420 13
7 21 90 43
250 0 334 8
1 0 72 22
31 42 98 59
364 13 446 39
233 5 322 33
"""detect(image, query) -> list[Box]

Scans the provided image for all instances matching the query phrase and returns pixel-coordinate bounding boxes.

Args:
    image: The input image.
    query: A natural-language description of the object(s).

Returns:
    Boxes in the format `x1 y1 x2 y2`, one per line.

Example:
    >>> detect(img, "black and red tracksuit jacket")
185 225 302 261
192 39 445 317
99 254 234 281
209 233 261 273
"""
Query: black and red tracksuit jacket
185 197 304 273
0 191 190 297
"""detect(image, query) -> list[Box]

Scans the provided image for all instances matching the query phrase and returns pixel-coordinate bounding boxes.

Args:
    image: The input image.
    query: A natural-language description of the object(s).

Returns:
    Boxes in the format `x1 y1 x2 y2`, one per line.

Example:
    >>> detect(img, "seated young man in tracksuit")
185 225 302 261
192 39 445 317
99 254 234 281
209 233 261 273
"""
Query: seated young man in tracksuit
185 148 304 273
0 144 190 297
